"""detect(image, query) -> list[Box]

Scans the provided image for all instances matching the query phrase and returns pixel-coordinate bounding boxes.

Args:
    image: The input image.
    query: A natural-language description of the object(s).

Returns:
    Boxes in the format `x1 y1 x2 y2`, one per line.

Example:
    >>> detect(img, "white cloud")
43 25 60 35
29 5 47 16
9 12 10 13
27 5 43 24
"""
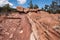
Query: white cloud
0 0 13 7
8 2 13 7
17 0 26 4
12 6 16 8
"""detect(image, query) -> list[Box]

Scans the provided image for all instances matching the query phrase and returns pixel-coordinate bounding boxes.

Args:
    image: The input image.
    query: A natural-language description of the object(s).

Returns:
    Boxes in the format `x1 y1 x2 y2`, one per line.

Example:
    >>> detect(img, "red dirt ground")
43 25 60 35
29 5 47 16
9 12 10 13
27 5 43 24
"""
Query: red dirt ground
0 11 60 40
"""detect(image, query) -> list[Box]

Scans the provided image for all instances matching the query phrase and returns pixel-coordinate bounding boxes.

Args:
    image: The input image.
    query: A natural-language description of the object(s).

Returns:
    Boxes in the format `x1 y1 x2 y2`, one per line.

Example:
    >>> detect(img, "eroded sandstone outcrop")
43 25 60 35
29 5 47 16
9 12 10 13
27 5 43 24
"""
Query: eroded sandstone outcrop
0 6 60 40
16 6 40 13
27 11 60 40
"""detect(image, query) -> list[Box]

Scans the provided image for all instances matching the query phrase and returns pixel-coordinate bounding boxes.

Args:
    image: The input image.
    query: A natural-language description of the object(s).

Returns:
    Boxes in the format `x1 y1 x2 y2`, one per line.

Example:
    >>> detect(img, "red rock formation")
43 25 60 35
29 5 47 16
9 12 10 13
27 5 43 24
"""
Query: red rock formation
17 6 24 12
27 11 60 40
0 7 60 40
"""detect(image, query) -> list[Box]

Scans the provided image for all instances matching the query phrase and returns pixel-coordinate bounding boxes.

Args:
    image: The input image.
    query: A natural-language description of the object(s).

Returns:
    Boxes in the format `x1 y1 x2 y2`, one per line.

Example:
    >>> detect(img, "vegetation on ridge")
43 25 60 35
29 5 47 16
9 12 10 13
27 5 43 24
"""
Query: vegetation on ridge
28 0 39 9
0 0 60 15
42 1 60 13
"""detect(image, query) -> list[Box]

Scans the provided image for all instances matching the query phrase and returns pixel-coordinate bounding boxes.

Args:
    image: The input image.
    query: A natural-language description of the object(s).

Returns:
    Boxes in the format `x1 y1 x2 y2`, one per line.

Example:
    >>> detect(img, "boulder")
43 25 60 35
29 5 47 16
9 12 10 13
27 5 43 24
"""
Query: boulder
29 9 40 12
16 6 24 12
24 8 30 13
16 6 40 13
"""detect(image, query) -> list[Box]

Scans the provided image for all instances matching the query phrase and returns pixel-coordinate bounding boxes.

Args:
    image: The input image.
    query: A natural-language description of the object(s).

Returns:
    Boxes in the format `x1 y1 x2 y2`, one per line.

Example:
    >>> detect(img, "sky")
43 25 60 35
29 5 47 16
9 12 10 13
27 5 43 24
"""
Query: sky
0 0 53 8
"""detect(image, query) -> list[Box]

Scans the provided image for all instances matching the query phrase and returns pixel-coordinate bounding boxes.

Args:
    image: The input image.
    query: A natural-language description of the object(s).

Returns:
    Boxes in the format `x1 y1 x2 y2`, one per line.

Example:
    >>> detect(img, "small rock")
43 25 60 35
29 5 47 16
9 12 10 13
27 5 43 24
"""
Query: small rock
9 34 13 38
19 30 23 34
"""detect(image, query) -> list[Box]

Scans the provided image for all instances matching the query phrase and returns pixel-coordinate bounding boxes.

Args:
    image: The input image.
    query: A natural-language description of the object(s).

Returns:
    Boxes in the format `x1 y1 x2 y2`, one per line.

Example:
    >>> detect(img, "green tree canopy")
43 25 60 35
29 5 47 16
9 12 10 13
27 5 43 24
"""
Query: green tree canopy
28 0 39 9
29 0 33 9
43 1 60 13
34 4 39 9
3 4 10 12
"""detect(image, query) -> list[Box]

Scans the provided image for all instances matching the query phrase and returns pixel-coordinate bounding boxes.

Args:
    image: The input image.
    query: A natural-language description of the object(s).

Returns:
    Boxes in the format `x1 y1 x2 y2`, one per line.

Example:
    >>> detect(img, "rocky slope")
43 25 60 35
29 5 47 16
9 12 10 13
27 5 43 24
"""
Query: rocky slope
0 6 60 40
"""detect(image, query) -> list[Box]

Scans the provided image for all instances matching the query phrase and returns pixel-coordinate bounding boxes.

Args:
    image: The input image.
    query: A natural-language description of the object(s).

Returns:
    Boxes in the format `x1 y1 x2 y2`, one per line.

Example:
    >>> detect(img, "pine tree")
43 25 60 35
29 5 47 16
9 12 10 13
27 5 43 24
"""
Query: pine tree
3 4 10 12
34 4 39 9
29 0 33 9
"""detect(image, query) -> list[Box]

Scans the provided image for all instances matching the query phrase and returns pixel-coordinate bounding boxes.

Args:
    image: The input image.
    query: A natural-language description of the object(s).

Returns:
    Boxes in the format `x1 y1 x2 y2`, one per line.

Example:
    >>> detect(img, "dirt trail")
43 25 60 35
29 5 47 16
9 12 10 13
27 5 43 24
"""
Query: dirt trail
0 14 31 40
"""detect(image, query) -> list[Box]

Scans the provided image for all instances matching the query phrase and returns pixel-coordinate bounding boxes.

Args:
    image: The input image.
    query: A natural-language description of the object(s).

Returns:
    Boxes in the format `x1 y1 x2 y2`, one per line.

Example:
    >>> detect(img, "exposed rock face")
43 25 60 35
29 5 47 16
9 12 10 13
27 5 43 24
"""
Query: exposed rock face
0 7 60 40
17 6 24 12
27 11 60 40
24 8 30 13
16 6 40 13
